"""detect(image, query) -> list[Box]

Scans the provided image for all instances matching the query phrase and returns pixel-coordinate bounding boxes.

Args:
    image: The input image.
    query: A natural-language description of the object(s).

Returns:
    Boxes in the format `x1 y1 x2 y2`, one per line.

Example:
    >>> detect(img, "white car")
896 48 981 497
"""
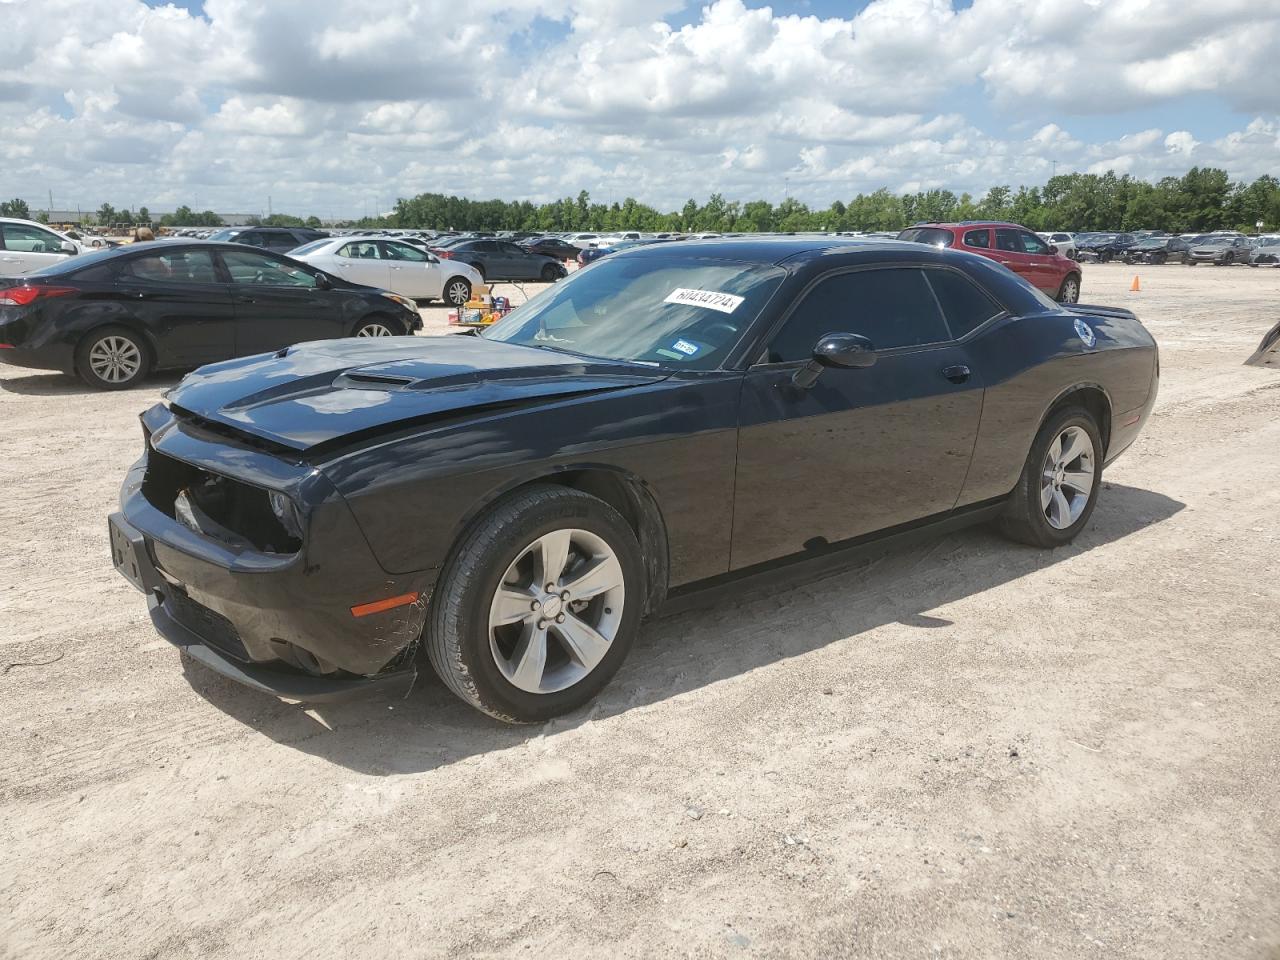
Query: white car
290 235 483 306
1037 232 1076 258
0 218 84 275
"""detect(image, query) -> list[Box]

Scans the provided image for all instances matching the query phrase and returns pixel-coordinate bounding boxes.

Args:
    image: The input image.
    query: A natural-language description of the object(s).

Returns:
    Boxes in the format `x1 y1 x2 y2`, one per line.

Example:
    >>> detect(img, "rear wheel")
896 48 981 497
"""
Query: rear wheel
425 485 644 723
1056 274 1081 303
998 406 1102 548
540 263 564 282
76 326 151 390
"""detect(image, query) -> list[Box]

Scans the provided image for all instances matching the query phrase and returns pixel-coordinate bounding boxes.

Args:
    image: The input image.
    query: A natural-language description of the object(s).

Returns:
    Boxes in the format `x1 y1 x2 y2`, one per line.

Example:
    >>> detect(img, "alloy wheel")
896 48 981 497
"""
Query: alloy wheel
1040 425 1095 530
88 335 142 384
356 322 394 337
447 281 470 306
488 528 626 694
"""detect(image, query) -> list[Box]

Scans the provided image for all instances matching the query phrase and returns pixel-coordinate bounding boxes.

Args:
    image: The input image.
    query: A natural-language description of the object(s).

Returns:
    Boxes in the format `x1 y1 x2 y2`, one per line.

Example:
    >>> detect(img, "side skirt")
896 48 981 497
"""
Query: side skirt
655 499 1007 618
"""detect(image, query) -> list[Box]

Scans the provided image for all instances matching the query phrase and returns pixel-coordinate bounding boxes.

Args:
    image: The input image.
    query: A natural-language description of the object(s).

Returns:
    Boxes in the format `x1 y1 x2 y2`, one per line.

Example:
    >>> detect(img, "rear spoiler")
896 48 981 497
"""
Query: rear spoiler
1064 303 1137 322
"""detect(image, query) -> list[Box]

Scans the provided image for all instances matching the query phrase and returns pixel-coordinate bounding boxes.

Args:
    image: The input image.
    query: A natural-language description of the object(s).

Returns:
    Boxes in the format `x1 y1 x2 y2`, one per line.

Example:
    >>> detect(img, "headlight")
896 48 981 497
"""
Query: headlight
380 292 418 312
268 491 304 540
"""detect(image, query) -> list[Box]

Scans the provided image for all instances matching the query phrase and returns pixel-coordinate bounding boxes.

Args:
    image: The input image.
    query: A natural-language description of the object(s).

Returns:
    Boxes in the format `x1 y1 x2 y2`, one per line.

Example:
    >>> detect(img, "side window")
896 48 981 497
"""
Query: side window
1019 232 1051 255
925 269 1004 339
122 250 219 284
236 231 266 247
220 250 318 287
2 223 64 253
500 242 525 255
380 241 427 262
962 229 990 249
766 269 951 363
339 242 380 259
994 229 1022 253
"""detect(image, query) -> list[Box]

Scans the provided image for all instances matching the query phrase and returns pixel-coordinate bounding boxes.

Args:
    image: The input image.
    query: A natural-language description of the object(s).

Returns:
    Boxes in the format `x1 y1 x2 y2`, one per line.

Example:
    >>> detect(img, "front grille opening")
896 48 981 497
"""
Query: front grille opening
143 450 301 554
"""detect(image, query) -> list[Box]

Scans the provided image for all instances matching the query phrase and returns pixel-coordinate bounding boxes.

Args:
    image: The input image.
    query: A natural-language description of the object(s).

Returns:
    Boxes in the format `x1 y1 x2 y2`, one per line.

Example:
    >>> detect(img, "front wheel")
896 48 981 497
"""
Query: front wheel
443 277 471 307
998 406 1102 548
1056 274 1081 303
76 326 151 390
540 263 564 282
425 485 644 723
353 317 402 337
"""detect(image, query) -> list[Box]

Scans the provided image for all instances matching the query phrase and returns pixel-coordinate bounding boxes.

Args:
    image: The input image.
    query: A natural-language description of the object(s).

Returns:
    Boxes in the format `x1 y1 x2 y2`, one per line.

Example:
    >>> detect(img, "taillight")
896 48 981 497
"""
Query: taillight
436 250 453 259
0 285 77 306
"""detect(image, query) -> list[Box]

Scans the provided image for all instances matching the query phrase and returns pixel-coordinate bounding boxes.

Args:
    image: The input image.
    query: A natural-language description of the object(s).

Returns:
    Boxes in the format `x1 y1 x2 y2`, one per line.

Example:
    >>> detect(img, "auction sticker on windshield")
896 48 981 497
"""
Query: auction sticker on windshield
664 288 745 314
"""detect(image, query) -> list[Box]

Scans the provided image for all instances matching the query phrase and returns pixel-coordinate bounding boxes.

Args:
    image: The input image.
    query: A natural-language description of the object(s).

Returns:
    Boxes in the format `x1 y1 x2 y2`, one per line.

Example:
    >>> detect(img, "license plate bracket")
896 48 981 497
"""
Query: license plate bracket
108 513 161 594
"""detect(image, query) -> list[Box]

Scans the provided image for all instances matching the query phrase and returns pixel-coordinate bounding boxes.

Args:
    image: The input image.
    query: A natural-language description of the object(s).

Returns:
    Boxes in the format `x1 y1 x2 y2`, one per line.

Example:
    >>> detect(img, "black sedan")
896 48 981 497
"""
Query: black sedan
433 239 567 282
0 241 422 389
1122 236 1193 264
521 237 583 261
108 239 1157 722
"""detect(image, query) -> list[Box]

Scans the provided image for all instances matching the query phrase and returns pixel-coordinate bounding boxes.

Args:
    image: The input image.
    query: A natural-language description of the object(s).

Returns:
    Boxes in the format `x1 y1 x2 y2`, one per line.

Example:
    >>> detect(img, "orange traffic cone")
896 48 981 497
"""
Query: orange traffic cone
1130 275 1141 292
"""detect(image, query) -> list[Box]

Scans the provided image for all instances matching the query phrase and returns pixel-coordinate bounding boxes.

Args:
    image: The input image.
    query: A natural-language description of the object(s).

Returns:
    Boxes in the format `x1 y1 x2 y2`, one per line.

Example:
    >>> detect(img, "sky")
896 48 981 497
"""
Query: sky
0 0 1277 219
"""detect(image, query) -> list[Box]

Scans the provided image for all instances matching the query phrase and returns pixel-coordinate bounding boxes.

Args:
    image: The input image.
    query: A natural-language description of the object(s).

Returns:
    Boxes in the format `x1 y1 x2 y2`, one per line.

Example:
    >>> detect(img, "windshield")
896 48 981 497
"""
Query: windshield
1135 238 1165 248
207 228 241 241
483 255 785 369
289 239 330 256
28 246 123 276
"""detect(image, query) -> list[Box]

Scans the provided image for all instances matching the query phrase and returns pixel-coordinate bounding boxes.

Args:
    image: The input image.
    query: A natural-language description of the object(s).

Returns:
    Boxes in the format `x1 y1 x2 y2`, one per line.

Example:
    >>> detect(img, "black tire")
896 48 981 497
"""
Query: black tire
1152 252 1167 265
425 485 645 723
352 315 406 338
539 263 563 282
75 325 152 390
443 277 471 307
1056 274 1081 304
997 406 1103 548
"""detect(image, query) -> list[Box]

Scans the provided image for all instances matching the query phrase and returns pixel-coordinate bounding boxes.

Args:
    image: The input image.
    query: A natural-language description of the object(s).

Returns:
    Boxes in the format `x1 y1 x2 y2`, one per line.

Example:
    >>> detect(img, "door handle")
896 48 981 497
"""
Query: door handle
236 295 257 304
941 364 971 384
0 257 20 263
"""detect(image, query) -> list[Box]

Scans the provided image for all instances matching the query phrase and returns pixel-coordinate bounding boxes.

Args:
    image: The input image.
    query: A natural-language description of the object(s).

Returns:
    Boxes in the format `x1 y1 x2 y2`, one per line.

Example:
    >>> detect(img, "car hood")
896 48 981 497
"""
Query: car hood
1192 241 1235 251
165 335 669 453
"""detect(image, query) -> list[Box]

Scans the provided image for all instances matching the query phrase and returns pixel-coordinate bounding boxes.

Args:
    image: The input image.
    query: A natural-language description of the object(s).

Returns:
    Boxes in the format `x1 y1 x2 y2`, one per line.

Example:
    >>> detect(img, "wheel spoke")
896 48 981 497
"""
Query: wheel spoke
1061 469 1093 496
1046 435 1063 465
561 554 623 601
509 625 549 691
1040 481 1054 511
493 586 536 626
554 613 611 672
538 529 572 586
1050 488 1071 527
1058 430 1088 469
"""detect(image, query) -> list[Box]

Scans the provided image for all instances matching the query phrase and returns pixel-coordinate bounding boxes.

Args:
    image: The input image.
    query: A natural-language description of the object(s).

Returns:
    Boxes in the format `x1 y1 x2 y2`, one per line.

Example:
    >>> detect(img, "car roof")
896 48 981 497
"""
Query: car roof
614 236 940 266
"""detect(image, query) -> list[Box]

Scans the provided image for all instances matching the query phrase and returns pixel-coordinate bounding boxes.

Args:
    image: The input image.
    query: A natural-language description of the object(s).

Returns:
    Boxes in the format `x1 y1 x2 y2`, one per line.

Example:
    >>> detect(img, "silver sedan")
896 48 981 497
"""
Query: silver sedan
291 235 482 306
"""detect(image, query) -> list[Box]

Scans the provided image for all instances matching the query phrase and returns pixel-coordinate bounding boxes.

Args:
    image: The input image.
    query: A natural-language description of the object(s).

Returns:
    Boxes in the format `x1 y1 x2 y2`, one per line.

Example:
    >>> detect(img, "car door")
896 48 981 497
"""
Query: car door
992 228 1049 291
114 248 236 365
378 240 440 298
216 248 347 355
731 266 985 570
333 241 392 289
497 241 538 280
0 222 75 275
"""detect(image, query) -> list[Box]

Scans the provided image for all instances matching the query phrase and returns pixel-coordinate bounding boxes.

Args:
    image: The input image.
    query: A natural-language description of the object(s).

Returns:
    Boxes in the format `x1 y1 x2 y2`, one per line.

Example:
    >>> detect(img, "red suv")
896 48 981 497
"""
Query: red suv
897 222 1082 303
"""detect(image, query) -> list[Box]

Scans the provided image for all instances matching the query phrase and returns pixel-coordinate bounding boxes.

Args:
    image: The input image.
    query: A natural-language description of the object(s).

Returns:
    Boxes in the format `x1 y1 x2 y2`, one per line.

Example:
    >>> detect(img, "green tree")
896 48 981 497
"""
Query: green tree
0 198 30 218
96 203 117 226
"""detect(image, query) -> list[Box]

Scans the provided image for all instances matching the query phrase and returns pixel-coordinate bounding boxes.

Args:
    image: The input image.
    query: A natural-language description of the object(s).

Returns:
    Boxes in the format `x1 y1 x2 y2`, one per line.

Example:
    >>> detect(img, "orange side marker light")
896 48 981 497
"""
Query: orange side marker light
351 592 419 618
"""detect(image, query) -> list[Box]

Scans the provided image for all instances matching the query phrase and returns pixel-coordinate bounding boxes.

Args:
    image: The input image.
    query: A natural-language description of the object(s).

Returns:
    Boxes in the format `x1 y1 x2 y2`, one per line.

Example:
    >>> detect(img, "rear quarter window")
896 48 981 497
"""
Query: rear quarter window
963 229 990 249
896 228 954 248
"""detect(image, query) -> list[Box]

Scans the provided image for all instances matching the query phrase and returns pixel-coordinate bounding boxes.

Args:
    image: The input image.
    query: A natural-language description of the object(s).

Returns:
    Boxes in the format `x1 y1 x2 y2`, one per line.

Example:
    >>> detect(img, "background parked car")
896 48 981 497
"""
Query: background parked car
292 236 482 306
1188 235 1253 265
1037 232 1077 258
0 217 84 275
521 237 583 261
897 221 1082 302
0 241 422 389
431 238 567 282
206 226 328 253
1248 237 1280 266
1122 236 1193 264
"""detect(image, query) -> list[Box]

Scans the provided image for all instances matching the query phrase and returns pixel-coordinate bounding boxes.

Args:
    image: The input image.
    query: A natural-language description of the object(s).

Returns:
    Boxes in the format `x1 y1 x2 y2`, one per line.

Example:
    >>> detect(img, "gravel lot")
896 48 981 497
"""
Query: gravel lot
2 262 1278 959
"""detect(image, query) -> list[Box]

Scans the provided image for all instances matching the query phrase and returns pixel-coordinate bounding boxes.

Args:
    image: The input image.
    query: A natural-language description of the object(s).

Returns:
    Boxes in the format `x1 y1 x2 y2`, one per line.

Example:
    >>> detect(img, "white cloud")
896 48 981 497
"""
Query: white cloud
0 0 1276 217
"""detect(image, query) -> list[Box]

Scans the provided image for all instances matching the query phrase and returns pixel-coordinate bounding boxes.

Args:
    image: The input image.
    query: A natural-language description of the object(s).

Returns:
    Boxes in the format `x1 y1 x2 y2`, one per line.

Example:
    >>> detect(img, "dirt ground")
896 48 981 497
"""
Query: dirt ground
1 262 1278 960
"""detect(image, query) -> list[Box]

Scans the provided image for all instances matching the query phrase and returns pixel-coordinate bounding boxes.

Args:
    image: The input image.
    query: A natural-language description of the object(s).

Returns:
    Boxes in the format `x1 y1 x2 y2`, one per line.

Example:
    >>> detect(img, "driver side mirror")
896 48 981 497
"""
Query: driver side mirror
792 333 876 389
315 272 332 290
59 240 77 255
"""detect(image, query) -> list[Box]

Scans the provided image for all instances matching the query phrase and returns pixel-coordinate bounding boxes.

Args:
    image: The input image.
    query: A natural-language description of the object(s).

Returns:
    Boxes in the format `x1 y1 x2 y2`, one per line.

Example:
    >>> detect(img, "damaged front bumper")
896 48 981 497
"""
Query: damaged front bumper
109 406 434 702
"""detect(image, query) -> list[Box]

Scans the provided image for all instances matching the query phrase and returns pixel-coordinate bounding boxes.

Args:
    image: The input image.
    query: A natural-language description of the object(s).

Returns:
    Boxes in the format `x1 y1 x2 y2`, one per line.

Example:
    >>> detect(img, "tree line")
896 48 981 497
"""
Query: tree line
385 167 1278 235
5 166 1277 233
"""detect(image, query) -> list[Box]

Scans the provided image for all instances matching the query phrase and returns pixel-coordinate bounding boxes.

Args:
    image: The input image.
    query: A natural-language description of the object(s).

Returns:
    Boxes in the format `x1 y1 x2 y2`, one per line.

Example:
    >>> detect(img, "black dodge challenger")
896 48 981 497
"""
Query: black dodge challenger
108 239 1158 722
